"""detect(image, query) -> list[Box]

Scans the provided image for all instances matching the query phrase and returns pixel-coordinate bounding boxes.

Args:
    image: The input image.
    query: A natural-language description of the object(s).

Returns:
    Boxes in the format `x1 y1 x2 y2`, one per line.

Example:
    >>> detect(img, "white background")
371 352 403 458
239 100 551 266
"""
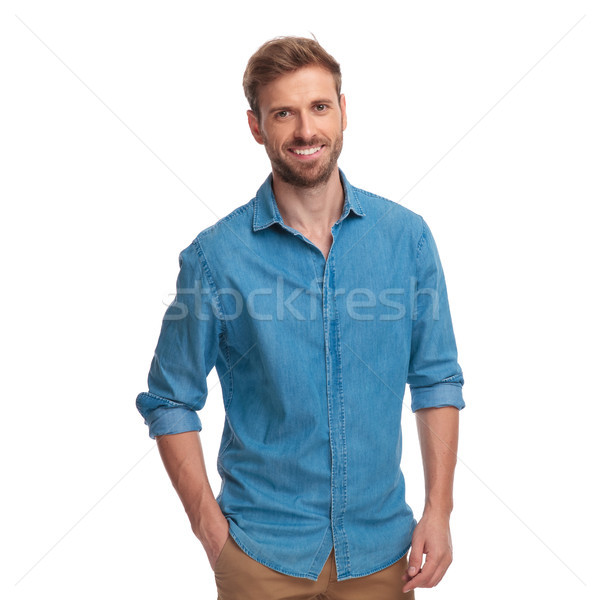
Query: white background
2 1 599 598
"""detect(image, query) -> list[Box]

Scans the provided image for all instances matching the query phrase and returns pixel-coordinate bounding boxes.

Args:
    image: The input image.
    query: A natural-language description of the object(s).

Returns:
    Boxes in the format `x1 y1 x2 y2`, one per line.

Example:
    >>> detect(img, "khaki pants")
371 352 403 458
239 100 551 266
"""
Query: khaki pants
214 535 415 600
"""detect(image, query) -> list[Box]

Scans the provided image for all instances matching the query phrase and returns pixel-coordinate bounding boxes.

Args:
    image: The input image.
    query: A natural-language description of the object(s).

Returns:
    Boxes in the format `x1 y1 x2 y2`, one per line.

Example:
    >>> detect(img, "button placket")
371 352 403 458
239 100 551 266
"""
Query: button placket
322 224 351 578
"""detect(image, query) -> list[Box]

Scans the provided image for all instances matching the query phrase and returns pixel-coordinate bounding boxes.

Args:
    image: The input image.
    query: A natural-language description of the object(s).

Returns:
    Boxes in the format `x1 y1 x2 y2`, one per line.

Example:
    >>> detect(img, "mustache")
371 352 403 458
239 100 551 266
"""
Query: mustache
286 138 327 148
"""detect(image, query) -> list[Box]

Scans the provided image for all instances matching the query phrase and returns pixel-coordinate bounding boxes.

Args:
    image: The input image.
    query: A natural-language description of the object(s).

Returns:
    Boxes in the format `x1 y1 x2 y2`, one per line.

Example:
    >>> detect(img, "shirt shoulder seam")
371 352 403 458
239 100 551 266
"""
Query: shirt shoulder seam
350 185 424 221
415 216 427 263
195 201 253 241
190 237 227 337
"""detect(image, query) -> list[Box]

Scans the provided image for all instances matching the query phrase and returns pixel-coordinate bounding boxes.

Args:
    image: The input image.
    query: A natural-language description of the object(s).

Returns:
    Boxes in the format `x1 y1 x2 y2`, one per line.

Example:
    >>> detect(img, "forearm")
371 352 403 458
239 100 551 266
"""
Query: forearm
156 430 216 516
156 431 229 565
415 406 459 516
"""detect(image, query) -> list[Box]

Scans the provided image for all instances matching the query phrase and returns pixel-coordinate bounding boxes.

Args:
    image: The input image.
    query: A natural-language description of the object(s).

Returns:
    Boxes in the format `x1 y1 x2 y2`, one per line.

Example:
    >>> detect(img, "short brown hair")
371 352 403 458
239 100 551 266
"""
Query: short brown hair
243 36 342 118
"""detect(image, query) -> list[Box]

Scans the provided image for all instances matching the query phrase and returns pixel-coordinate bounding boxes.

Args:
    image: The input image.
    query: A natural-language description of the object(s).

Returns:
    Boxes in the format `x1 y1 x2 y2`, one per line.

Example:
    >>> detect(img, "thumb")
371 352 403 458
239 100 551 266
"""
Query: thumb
407 541 424 578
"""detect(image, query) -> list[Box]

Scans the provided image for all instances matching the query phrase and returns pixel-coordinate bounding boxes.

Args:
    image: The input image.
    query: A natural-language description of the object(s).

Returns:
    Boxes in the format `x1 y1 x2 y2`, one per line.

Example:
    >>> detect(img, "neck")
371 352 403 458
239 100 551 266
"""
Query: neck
271 168 345 236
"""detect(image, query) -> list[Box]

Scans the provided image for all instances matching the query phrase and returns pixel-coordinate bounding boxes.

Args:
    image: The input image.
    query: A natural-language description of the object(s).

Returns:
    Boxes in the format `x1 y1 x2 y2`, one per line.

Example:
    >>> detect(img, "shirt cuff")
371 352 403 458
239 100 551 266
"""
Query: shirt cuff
410 382 465 412
136 392 202 439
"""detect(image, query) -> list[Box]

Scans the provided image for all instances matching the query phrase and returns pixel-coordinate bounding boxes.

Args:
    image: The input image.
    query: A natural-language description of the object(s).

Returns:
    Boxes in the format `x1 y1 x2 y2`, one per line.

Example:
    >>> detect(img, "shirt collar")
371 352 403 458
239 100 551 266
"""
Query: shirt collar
252 168 366 232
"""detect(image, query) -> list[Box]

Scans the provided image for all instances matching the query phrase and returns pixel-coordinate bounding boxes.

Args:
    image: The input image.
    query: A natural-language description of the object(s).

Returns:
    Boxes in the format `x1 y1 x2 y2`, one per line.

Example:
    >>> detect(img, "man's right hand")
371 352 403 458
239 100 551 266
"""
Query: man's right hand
190 500 230 570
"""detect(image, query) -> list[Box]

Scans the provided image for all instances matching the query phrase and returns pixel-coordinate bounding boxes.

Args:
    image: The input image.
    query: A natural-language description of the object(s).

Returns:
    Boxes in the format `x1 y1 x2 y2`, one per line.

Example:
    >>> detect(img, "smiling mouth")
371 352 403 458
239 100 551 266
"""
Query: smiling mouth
288 145 325 157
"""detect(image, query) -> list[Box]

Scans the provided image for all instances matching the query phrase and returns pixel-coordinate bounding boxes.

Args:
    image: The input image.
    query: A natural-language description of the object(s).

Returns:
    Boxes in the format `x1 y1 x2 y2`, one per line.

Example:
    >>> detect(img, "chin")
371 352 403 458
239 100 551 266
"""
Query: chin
275 153 341 189
277 165 336 189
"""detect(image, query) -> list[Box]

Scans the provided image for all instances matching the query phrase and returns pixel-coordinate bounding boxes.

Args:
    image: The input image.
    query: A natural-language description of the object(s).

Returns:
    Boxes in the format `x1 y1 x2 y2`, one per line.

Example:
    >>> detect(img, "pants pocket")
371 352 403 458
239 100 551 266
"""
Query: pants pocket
213 534 232 572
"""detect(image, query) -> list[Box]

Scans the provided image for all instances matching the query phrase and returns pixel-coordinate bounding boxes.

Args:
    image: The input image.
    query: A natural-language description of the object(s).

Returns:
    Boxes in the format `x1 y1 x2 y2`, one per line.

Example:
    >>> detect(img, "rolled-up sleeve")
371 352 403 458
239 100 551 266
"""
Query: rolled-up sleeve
136 239 223 438
408 218 465 412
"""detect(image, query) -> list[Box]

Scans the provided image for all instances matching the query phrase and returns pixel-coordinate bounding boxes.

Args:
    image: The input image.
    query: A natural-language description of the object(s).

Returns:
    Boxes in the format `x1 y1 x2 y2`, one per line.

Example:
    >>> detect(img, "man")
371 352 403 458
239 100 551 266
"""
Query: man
136 36 465 599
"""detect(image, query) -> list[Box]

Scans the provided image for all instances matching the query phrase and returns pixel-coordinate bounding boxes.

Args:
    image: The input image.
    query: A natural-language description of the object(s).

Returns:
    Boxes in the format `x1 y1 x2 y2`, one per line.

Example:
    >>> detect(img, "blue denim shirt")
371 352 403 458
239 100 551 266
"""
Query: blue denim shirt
136 170 465 581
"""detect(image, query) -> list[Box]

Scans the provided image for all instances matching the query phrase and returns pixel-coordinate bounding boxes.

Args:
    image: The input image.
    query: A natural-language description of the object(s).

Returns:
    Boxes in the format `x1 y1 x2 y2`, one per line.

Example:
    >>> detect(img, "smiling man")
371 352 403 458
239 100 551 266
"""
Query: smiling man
248 65 345 192
136 36 465 599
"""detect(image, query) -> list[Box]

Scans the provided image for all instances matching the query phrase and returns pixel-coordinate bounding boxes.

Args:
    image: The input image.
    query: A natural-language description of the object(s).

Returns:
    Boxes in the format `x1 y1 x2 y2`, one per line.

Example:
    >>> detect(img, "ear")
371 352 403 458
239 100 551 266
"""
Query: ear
247 110 264 145
340 94 347 132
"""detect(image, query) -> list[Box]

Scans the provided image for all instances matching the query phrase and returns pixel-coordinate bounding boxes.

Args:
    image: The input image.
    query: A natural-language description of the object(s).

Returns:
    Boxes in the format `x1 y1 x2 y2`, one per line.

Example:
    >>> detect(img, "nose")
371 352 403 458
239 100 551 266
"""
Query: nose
294 110 316 142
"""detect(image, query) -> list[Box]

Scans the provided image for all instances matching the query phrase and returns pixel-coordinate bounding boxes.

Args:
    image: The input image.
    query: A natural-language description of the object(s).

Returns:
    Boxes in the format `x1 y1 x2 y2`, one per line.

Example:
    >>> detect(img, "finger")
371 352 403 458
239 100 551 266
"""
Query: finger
403 568 439 592
406 541 424 580
403 553 450 592
402 553 438 592
423 548 452 584
403 570 427 593
426 556 452 588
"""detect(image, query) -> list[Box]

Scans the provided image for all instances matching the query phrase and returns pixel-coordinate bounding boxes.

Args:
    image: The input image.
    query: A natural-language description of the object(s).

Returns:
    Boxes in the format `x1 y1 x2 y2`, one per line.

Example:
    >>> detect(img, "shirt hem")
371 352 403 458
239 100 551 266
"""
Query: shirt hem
335 540 412 581
226 518 416 582
228 525 322 581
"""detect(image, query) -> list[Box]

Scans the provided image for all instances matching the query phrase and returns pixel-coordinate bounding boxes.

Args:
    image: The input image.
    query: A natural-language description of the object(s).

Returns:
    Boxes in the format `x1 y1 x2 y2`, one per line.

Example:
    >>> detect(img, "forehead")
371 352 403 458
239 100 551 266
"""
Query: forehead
257 66 338 111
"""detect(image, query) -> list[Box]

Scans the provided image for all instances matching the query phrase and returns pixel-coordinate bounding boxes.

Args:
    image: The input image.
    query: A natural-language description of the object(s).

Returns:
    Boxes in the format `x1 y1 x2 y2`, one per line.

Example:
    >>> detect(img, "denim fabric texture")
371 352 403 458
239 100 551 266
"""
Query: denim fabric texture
136 169 465 581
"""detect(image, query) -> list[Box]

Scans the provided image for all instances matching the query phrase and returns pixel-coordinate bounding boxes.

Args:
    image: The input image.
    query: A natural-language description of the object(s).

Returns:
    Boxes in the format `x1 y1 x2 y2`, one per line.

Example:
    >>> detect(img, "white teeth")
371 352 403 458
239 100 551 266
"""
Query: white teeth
292 146 321 155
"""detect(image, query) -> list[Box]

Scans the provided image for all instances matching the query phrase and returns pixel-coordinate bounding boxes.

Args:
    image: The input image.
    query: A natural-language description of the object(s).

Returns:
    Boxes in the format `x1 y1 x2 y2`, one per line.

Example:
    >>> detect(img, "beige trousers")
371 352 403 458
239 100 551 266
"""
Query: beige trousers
214 534 415 600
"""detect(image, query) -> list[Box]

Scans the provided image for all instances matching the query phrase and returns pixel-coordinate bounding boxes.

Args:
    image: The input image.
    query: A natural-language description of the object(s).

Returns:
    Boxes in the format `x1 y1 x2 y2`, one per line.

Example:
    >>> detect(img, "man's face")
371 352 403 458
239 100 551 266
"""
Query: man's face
247 66 347 189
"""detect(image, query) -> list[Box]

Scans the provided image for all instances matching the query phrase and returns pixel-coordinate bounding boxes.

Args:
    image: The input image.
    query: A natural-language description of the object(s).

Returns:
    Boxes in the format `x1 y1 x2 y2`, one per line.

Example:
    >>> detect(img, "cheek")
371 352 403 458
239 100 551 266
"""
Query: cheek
264 130 289 149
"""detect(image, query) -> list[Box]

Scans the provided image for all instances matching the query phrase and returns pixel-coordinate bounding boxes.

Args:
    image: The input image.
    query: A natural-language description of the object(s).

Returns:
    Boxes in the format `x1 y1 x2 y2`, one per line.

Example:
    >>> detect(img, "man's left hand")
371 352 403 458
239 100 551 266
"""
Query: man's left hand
402 510 453 593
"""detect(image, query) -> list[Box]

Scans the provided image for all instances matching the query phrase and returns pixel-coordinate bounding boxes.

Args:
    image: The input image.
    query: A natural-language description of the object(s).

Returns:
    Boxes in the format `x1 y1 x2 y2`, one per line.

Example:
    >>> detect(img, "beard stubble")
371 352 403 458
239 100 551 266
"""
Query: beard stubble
262 131 344 189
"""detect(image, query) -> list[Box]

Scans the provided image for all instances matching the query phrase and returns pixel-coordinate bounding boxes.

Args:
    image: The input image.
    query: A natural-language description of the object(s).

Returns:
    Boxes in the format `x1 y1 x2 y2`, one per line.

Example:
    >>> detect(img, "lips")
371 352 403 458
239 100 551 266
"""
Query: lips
287 144 325 159
292 146 321 155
